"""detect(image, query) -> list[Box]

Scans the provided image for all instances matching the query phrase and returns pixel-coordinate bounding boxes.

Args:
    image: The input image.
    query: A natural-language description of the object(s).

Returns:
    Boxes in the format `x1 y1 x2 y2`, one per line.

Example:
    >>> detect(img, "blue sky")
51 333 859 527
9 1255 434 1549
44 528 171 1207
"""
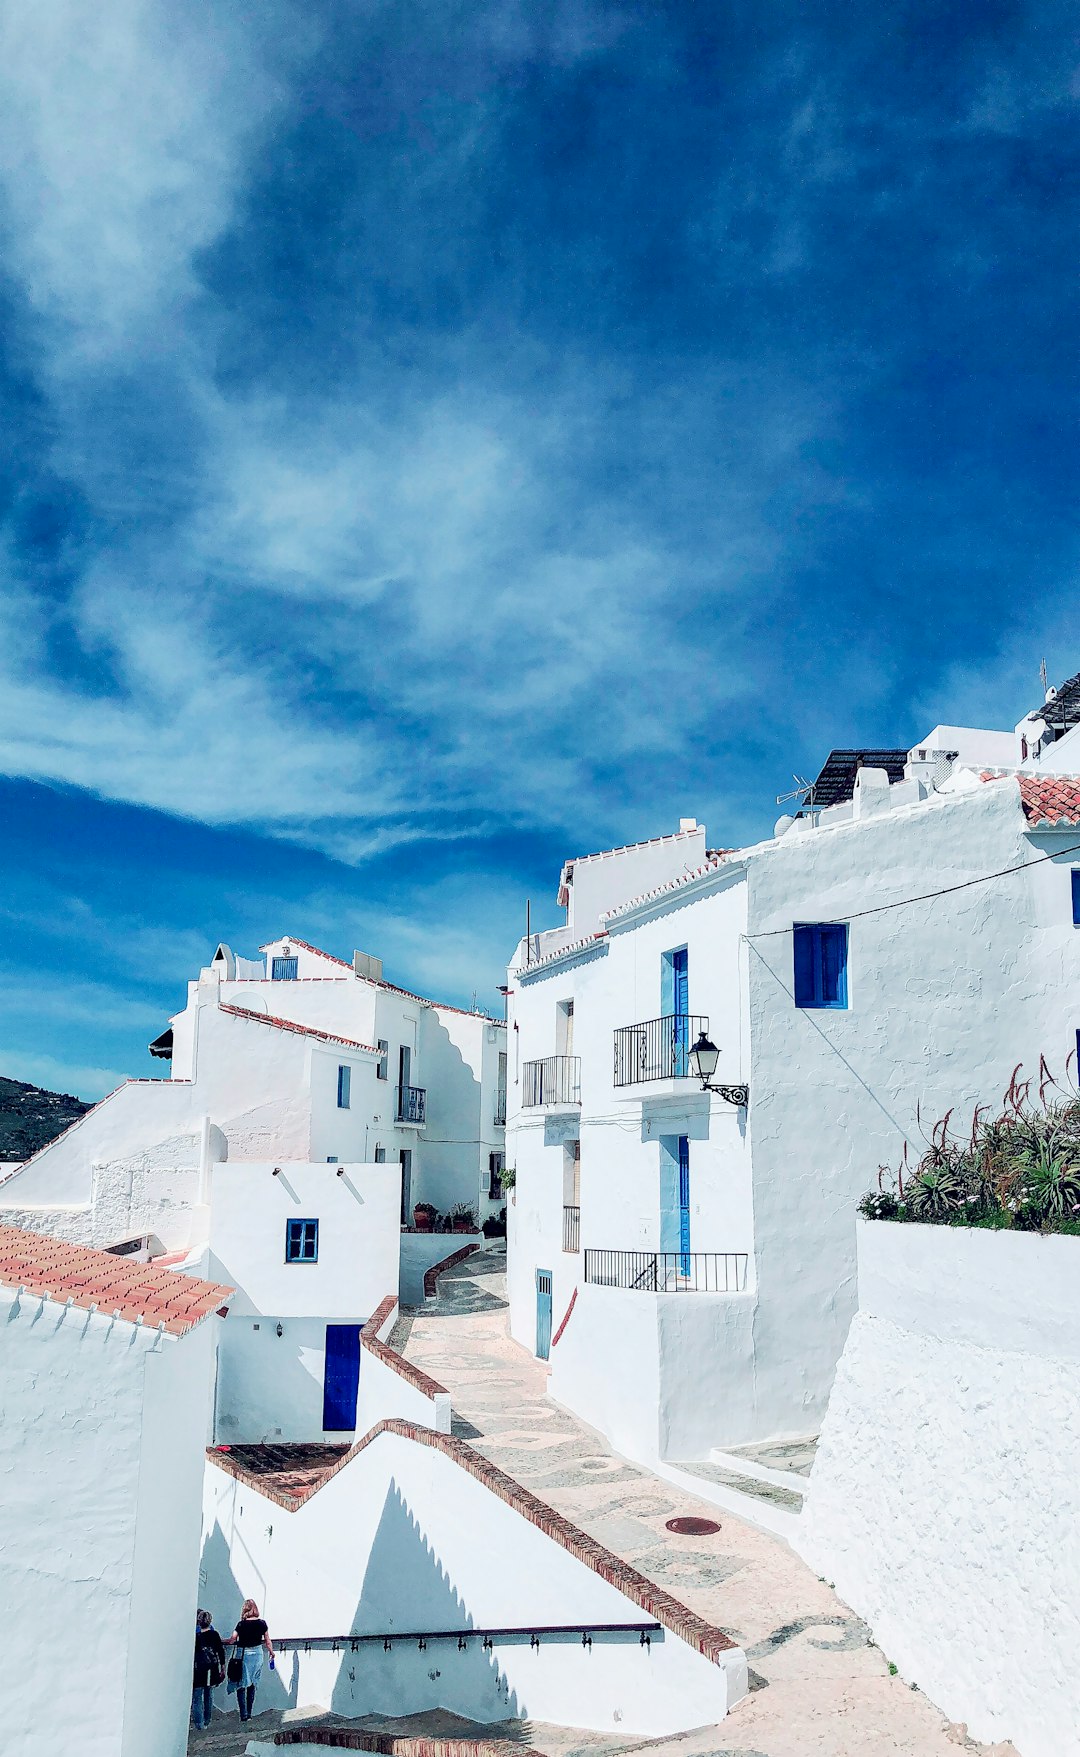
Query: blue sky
0 0 1077 1098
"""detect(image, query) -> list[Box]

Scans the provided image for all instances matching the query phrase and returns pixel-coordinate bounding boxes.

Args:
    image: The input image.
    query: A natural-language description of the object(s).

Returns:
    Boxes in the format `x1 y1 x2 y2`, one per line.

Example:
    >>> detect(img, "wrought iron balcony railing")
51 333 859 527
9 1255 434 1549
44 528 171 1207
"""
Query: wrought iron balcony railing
584 1249 748 1292
612 1013 709 1086
395 1084 427 1124
494 1093 507 1128
522 1055 581 1107
562 1205 580 1253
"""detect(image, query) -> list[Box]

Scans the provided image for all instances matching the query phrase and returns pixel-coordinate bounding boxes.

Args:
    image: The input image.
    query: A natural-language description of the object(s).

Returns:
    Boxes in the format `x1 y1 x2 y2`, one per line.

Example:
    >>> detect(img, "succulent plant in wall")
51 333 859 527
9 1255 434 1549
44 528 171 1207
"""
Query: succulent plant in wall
860 1058 1080 1236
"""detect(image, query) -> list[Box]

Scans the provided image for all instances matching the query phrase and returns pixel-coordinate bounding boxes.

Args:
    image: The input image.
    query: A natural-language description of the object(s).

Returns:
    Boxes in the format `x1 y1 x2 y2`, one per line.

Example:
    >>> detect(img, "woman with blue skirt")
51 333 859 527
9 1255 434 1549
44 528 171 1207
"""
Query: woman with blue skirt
225 1598 275 1722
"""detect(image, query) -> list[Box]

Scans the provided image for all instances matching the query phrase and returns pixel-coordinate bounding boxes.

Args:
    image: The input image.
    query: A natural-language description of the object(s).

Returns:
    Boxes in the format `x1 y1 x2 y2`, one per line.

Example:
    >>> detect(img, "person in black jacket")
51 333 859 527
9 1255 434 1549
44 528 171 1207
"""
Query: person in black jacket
192 1610 226 1730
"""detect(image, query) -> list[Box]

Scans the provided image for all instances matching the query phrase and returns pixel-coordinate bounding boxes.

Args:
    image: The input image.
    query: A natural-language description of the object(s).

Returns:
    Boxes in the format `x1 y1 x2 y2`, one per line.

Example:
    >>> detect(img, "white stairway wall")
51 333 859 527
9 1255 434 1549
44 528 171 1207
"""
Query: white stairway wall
798 1220 1080 1757
201 1427 745 1735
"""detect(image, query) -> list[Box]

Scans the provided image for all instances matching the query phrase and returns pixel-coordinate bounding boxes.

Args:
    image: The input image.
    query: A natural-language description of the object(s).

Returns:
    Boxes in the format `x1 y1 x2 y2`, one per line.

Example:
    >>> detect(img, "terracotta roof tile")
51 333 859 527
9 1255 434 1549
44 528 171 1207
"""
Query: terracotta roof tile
257 940 503 1025
219 1003 379 1055
0 1225 232 1336
980 770 1080 826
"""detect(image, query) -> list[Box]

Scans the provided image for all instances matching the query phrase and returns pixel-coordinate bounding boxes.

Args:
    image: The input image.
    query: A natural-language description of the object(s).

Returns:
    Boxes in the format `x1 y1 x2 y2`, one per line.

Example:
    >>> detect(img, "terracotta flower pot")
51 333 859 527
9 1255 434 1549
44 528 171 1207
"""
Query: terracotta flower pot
413 1208 433 1232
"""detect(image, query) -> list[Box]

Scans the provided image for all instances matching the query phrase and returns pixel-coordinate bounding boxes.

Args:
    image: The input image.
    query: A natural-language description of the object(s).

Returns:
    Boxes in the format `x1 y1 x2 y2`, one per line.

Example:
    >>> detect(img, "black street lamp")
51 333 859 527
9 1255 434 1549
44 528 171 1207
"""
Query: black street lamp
688 1030 748 1108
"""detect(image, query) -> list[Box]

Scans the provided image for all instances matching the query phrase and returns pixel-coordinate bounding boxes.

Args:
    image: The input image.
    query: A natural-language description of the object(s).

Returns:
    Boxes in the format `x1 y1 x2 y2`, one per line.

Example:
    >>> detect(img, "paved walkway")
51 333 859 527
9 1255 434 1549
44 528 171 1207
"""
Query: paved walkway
391 1246 1016 1757
188 1245 1016 1757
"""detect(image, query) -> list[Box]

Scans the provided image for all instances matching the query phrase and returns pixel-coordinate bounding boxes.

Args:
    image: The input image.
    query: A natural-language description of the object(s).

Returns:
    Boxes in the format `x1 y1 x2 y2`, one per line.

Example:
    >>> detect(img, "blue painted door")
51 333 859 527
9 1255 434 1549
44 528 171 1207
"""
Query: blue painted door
323 1324 362 1431
672 948 689 1074
535 1269 553 1360
678 1136 691 1275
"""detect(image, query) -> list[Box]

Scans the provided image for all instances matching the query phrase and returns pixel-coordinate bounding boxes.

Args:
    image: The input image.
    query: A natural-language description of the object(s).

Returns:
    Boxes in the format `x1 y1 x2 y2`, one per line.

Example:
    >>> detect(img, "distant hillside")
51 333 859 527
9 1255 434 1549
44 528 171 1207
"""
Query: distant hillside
0 1075 91 1162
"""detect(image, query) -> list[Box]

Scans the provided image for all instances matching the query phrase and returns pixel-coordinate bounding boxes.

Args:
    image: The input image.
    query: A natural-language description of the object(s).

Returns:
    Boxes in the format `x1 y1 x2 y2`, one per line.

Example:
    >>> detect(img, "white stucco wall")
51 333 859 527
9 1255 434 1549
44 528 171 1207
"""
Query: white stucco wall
510 772 1080 1459
1 1290 217 1757
207 1159 400 1443
743 776 1080 1443
799 1220 1080 1757
201 1428 744 1734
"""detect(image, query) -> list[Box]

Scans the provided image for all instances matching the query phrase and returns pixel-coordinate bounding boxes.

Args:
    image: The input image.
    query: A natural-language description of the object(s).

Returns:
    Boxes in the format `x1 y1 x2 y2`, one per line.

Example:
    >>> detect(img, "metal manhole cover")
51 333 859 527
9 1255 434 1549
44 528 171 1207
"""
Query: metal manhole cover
666 1515 721 1536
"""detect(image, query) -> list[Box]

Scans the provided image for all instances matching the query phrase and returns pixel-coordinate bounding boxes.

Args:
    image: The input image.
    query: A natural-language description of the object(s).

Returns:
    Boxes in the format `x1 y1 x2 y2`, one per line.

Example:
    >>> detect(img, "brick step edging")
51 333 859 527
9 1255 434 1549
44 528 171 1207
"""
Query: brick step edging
423 1242 479 1299
361 1294 447 1401
273 1733 552 1756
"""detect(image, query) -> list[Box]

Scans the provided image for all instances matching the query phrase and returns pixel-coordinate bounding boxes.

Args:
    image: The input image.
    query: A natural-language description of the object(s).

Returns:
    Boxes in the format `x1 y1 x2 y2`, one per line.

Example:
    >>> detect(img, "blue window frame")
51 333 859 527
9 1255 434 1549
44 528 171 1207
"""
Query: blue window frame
337 1064 351 1109
272 955 298 980
1072 869 1080 926
286 1218 318 1263
793 923 849 1009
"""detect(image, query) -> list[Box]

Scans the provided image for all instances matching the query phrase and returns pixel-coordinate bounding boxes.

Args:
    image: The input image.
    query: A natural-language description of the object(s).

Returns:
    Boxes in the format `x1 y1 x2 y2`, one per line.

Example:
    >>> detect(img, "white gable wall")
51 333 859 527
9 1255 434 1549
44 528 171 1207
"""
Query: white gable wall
1 1290 217 1757
743 774 1080 1442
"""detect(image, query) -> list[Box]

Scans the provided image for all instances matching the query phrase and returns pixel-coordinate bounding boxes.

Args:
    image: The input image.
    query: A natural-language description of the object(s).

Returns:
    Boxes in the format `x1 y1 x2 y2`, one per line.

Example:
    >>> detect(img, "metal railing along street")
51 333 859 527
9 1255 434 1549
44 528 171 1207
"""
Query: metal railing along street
613 1014 709 1086
585 1249 748 1292
272 1620 662 1655
395 1084 427 1124
562 1205 580 1253
522 1055 581 1106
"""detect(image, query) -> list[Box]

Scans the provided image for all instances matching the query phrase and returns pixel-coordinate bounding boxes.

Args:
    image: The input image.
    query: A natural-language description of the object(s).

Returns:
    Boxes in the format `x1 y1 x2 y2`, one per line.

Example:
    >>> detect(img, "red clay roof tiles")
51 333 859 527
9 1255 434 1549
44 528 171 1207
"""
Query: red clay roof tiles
0 1225 232 1336
981 770 1080 826
219 1003 379 1055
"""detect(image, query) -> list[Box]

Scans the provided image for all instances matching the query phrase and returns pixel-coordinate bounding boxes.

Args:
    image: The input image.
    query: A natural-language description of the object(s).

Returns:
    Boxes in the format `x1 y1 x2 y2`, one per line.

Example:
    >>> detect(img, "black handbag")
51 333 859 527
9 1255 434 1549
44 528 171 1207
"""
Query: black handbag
227 1651 244 1685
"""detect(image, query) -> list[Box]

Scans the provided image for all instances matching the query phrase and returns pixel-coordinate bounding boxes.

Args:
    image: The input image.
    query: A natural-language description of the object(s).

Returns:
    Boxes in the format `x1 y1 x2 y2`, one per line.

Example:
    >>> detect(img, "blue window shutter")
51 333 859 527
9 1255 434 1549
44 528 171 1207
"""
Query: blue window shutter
1072 869 1080 926
821 925 848 1007
272 956 298 980
793 925 815 1007
658 1136 681 1255
794 923 848 1009
337 1064 351 1108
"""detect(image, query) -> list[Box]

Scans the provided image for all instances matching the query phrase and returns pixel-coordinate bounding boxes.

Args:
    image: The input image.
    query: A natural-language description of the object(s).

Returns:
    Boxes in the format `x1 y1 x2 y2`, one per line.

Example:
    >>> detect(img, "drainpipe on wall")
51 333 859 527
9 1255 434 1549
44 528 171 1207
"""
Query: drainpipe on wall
198 1114 213 1207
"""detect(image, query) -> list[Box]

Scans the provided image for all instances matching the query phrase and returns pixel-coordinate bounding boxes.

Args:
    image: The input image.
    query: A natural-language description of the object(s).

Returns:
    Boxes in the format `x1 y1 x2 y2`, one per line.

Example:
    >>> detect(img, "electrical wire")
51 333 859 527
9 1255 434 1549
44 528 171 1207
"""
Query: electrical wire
744 835 1080 938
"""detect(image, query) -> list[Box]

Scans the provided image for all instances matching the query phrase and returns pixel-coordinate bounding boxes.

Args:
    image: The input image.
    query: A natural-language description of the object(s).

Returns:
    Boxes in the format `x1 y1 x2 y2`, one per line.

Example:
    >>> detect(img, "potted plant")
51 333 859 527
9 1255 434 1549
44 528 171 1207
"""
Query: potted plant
449 1202 478 1234
412 1202 437 1233
498 1165 516 1203
482 1206 507 1239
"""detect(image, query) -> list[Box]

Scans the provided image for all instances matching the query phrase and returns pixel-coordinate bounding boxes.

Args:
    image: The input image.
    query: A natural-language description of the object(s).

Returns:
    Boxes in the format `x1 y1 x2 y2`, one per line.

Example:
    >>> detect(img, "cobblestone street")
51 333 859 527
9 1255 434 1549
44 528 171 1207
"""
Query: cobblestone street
392 1246 1017 1757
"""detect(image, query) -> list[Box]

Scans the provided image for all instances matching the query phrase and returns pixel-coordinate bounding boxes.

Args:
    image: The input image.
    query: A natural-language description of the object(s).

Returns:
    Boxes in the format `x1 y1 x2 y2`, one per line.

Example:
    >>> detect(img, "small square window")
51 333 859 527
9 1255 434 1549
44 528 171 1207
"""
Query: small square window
376 1039 389 1080
272 956 298 980
793 923 849 1009
286 1218 318 1263
337 1064 351 1108
1072 869 1080 926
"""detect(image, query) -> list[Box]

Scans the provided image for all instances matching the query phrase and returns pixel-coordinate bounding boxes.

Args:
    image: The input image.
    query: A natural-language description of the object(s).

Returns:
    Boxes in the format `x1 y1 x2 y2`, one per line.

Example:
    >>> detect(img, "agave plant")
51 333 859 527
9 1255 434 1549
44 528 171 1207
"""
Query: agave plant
905 1154 965 1220
861 1059 1080 1234
1017 1131 1080 1225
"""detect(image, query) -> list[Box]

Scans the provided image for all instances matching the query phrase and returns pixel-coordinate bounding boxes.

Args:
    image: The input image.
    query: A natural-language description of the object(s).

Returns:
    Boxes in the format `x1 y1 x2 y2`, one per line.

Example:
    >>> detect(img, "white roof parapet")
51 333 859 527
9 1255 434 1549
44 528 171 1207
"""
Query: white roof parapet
514 930 610 981
601 854 746 929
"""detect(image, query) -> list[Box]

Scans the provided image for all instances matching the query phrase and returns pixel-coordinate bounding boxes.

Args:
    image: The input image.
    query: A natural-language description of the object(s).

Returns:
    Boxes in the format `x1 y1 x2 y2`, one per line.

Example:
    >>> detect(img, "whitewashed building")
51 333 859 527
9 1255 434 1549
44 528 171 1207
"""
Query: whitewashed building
505 682 1080 1467
0 935 506 1444
0 1224 230 1757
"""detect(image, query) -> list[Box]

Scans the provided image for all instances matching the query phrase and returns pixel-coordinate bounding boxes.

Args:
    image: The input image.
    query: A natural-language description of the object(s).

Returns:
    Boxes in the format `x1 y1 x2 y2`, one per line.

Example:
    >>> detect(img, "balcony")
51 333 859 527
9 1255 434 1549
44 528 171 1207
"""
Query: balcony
584 1249 748 1292
522 1055 580 1107
612 1014 709 1087
395 1084 427 1125
562 1205 580 1253
494 1092 507 1128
